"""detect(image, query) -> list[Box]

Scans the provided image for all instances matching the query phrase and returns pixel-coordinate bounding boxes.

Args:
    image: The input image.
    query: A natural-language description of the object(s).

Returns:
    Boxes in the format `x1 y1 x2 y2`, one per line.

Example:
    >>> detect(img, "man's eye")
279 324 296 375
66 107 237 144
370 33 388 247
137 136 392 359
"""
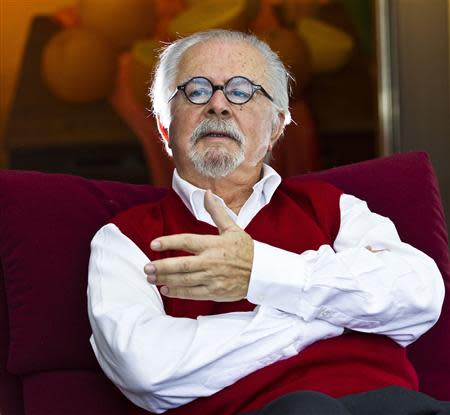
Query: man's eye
188 88 210 98
229 89 250 99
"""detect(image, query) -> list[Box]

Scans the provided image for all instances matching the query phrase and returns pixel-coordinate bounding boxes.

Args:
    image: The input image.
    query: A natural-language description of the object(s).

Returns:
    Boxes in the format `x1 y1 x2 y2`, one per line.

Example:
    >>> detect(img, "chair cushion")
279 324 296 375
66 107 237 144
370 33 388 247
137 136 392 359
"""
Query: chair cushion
22 370 128 415
0 264 24 415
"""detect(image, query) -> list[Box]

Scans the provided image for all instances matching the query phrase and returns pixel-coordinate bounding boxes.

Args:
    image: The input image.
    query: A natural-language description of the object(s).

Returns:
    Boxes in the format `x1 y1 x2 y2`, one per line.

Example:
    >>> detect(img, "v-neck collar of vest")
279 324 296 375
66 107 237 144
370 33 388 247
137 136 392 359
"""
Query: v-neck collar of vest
164 187 283 233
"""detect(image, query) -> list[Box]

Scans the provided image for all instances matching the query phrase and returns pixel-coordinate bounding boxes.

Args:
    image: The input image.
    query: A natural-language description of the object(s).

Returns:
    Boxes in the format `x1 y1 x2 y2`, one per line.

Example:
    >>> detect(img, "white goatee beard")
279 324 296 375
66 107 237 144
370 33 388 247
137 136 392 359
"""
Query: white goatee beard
188 119 246 178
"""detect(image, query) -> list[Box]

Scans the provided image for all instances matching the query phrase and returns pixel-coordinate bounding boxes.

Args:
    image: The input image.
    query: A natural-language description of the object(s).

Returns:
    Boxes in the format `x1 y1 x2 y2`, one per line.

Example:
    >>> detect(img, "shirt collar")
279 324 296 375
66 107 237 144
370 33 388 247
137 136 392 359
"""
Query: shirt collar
172 164 281 224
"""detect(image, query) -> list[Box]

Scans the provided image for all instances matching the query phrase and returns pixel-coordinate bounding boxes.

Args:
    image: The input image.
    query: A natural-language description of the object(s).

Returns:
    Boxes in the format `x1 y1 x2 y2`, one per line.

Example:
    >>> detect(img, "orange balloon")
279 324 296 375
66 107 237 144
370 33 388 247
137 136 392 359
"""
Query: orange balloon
41 28 117 103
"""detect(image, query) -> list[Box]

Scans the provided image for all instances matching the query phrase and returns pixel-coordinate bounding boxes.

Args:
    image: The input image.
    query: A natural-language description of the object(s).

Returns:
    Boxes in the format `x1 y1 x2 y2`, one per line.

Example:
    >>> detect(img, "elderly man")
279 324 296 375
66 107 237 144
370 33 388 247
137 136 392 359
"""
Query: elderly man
88 30 447 415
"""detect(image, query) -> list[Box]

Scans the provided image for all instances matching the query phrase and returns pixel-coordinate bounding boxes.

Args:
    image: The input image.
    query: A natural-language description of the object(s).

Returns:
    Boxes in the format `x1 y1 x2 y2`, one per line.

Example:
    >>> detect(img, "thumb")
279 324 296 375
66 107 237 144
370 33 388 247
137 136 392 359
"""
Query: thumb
204 190 239 233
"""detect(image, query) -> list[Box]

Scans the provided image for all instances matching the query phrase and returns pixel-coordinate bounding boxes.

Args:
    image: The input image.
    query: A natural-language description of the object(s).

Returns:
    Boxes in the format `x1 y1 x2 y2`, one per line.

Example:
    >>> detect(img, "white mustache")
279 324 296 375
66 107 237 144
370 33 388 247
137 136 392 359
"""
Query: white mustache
191 119 246 146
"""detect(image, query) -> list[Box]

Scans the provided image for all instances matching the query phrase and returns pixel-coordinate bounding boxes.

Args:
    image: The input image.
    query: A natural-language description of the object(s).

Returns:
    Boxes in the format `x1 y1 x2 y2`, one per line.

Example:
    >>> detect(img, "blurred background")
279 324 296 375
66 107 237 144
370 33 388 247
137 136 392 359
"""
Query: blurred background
0 0 449 230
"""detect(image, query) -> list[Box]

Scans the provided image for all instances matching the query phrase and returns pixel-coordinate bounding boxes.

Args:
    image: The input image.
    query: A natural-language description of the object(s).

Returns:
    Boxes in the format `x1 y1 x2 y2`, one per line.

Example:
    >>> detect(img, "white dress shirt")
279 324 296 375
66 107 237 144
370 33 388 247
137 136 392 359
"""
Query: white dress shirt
88 165 444 413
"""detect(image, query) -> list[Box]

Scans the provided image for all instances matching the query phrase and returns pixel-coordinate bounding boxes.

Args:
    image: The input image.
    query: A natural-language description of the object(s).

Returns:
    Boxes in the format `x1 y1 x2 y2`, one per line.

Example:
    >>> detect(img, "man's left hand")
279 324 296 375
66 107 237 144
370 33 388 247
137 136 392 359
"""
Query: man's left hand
144 190 254 302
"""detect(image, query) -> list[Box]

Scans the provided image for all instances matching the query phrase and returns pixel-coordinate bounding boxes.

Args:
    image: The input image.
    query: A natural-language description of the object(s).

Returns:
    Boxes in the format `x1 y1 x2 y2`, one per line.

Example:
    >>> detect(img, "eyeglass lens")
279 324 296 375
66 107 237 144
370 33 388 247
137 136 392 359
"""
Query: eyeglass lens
184 77 255 104
184 78 213 103
225 77 253 103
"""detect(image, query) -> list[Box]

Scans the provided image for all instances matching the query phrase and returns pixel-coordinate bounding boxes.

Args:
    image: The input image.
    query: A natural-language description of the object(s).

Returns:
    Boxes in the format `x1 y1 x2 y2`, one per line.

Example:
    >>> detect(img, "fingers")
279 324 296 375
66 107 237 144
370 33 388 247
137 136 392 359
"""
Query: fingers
144 262 211 299
204 189 238 233
146 256 204 276
149 271 208 287
160 285 211 300
151 233 217 254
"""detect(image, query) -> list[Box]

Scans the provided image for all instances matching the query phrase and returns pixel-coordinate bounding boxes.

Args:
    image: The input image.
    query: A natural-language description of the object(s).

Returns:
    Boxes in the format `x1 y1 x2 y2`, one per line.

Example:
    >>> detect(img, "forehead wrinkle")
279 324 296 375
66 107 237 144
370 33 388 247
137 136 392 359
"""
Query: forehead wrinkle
176 39 269 88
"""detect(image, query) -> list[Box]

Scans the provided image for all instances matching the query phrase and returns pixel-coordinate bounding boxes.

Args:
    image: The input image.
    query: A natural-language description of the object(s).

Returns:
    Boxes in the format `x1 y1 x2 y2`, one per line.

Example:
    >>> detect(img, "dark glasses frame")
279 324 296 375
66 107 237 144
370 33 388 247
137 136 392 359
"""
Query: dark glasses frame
168 76 273 105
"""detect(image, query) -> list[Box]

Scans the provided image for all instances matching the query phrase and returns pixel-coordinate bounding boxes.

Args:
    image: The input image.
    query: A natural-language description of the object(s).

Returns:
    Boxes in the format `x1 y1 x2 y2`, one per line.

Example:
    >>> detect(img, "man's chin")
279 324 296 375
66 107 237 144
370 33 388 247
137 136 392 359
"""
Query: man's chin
189 149 243 178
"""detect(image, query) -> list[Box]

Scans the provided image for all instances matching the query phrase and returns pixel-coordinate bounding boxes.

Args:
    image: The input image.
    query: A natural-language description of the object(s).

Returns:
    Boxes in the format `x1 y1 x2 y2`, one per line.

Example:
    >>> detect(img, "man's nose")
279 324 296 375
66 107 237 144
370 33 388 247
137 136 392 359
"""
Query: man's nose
204 90 231 118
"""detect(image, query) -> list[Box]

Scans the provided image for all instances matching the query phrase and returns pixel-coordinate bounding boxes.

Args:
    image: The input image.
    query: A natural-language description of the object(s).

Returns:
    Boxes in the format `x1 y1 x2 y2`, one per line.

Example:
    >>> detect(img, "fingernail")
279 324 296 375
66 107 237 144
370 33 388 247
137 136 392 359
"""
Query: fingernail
144 264 156 274
160 286 169 295
147 275 157 284
151 240 161 250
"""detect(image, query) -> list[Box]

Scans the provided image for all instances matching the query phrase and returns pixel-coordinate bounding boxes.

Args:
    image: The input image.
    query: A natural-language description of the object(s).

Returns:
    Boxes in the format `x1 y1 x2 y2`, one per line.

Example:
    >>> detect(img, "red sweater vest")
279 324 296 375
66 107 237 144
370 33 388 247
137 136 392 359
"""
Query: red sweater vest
112 178 418 415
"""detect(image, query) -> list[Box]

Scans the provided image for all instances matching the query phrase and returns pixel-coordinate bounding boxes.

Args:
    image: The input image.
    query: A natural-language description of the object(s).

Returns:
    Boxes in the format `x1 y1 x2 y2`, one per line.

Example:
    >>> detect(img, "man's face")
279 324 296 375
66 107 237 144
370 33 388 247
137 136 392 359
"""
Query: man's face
167 39 284 179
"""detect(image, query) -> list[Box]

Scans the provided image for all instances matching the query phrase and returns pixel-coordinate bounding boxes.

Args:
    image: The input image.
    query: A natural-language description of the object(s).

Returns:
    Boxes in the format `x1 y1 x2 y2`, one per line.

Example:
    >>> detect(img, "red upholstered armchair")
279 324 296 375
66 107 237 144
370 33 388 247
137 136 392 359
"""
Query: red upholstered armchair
1 152 449 415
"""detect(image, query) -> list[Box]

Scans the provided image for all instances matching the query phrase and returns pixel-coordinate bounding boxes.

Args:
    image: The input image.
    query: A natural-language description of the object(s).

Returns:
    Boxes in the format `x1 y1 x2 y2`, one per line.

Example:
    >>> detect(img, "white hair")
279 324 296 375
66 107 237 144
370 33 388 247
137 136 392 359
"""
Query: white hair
149 29 293 132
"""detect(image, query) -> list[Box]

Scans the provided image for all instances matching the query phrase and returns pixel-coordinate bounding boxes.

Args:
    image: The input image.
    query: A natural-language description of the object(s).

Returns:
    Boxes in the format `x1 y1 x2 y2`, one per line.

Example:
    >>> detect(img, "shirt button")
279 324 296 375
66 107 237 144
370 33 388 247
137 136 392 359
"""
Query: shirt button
320 309 333 318
257 294 265 302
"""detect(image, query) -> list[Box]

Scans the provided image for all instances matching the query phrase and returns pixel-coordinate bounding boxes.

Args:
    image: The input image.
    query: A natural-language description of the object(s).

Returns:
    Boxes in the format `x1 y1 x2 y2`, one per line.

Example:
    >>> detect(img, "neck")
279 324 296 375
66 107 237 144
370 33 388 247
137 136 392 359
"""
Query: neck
178 163 264 214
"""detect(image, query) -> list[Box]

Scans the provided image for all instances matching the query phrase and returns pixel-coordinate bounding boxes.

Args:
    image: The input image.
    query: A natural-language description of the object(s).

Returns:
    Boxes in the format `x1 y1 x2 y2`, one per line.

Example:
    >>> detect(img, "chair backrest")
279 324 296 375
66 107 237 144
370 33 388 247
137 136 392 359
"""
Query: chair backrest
0 152 448 415
0 172 166 415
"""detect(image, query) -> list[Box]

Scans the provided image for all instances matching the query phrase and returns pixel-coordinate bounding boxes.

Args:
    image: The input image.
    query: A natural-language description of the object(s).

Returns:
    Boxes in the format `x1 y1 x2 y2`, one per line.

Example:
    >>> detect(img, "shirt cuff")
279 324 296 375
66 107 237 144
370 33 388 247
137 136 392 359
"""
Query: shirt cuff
246 241 319 321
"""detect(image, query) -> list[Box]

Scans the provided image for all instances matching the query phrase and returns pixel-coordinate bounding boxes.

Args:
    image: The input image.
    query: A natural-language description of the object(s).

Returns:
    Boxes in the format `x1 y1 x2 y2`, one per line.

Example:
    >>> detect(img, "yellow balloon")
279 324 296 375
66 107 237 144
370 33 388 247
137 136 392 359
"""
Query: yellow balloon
168 0 247 37
79 0 156 50
297 17 354 74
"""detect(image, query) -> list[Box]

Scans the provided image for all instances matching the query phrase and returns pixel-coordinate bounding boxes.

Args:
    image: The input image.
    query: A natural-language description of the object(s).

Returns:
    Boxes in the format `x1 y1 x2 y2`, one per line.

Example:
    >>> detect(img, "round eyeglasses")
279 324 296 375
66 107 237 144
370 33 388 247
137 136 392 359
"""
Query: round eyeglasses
168 76 273 105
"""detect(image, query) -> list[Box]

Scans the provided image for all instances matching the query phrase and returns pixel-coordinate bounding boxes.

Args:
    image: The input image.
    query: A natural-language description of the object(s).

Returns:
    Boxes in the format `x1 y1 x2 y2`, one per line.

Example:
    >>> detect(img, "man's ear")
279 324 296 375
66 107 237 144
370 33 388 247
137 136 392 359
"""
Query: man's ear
156 116 170 143
270 112 285 149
